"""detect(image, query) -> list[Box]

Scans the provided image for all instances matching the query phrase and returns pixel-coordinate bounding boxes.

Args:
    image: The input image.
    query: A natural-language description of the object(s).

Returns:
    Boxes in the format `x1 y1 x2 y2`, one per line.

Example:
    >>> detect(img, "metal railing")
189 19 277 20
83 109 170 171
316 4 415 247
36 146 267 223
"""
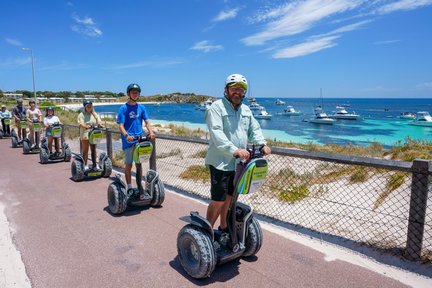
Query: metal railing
62 124 431 262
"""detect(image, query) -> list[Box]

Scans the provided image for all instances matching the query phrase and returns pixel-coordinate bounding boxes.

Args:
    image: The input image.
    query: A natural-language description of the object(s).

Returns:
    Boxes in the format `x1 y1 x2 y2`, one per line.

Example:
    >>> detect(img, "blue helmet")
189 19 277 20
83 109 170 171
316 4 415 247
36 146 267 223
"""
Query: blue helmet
127 83 141 94
83 99 92 107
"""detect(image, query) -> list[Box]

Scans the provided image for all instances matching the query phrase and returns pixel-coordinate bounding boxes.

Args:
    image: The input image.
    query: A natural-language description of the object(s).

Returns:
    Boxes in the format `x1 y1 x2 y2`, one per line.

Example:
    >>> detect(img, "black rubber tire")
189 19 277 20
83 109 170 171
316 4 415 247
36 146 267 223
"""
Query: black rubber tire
23 140 30 154
71 160 85 182
64 146 72 162
0 130 3 139
150 179 165 207
39 147 49 164
107 182 127 215
177 225 216 279
103 157 112 178
11 129 17 138
11 137 18 148
242 217 263 257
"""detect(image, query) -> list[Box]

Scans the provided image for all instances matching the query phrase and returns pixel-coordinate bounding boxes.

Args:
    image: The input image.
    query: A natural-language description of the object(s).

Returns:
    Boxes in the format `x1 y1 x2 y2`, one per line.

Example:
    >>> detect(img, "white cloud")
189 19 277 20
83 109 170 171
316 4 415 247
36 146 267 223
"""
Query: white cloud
416 81 432 89
273 35 339 58
376 0 432 14
5 38 22 46
373 39 400 45
0 57 31 68
213 8 240 22
71 14 102 37
243 0 364 46
107 59 183 70
190 40 223 53
38 61 87 71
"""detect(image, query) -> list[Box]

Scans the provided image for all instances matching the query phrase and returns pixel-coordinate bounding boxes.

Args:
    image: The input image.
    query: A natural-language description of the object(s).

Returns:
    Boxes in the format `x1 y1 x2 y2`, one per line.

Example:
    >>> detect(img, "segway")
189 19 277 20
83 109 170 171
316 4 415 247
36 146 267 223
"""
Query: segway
22 119 42 154
177 145 268 279
107 134 165 215
11 117 27 148
0 117 13 138
39 123 71 164
71 125 112 182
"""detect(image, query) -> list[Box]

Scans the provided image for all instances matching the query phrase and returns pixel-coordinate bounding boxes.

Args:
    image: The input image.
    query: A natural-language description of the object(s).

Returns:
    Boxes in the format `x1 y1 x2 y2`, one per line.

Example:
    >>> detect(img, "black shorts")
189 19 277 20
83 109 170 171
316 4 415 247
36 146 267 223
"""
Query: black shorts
209 165 235 201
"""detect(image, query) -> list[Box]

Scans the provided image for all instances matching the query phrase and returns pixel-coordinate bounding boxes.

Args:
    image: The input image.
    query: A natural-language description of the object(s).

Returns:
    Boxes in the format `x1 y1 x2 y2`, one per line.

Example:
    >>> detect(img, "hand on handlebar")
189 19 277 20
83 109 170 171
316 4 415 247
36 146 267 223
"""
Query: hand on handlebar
261 145 271 156
126 135 135 142
233 149 250 160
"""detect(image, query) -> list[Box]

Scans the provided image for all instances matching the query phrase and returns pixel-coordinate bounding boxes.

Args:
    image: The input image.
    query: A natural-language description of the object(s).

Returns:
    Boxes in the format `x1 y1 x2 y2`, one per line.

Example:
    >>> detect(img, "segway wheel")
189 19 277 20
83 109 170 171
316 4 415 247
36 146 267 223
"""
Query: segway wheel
23 140 30 154
150 179 165 207
177 225 216 279
0 130 3 139
103 157 112 178
242 217 263 257
11 129 17 138
64 146 72 162
11 137 18 148
107 182 127 215
71 160 85 182
39 147 49 164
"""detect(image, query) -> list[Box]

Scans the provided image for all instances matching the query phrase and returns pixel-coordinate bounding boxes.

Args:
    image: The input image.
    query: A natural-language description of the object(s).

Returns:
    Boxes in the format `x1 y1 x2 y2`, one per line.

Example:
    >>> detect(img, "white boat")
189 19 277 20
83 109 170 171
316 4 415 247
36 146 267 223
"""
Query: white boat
399 112 416 120
309 107 335 125
249 101 262 110
280 105 301 116
195 100 212 111
254 107 272 120
328 106 361 120
409 111 432 127
275 99 286 105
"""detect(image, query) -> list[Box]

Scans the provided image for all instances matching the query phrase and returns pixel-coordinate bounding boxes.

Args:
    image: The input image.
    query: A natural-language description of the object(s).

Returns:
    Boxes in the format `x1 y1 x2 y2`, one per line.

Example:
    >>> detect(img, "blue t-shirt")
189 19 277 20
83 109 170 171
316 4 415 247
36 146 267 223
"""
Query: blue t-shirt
116 103 149 150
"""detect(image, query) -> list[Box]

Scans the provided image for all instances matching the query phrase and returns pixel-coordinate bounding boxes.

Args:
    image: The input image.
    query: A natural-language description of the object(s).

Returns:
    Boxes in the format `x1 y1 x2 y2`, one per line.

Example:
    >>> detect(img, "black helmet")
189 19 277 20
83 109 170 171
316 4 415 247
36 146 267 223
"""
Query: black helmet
127 83 141 94
29 99 35 104
83 99 92 107
47 106 54 112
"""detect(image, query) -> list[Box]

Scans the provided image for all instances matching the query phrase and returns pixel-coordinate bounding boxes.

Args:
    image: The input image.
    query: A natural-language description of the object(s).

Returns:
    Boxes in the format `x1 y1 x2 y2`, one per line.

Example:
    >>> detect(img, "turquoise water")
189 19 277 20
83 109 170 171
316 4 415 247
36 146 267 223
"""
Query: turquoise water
95 98 432 147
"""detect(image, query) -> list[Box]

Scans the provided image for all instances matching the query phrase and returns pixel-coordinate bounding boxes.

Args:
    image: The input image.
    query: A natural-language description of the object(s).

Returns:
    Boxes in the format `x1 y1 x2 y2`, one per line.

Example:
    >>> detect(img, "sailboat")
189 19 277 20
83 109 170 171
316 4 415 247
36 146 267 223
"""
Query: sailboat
309 88 335 125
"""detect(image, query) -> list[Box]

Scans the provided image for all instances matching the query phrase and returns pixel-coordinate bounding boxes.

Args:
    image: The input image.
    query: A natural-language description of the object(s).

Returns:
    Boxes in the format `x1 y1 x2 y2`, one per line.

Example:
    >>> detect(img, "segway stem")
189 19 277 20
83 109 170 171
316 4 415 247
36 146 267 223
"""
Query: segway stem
136 163 143 192
91 144 97 168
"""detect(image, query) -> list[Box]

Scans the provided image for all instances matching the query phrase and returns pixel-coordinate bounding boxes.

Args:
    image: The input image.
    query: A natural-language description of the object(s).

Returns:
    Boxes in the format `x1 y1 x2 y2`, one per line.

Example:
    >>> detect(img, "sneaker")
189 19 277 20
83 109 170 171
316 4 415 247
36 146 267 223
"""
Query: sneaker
84 165 89 170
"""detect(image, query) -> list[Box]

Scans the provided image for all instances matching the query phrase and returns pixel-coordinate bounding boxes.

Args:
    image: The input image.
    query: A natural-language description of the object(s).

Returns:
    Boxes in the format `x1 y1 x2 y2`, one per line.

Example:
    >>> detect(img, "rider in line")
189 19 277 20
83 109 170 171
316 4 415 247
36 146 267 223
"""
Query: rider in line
78 100 104 170
205 73 271 232
0 104 12 135
26 99 42 148
117 83 155 192
43 107 62 155
12 98 27 141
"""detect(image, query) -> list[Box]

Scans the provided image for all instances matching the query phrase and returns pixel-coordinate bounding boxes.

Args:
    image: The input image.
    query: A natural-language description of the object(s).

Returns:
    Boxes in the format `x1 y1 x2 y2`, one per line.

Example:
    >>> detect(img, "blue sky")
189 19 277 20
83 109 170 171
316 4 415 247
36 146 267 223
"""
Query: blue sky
1 0 432 98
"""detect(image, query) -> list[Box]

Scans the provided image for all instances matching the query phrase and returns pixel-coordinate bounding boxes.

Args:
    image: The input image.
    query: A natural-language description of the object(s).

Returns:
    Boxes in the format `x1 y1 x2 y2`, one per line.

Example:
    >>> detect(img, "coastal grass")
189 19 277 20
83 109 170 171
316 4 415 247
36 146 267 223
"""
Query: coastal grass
157 148 182 159
192 149 207 158
179 165 210 183
276 184 310 203
373 172 406 210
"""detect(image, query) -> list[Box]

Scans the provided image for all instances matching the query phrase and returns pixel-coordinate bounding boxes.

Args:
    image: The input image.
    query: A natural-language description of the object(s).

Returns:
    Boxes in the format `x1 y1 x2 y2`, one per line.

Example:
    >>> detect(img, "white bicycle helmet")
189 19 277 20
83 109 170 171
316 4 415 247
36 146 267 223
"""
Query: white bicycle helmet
225 74 248 90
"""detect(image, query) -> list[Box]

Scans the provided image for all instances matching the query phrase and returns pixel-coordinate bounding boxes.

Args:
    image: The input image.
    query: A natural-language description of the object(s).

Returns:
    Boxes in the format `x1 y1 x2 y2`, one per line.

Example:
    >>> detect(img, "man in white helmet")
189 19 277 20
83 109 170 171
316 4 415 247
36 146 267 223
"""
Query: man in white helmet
205 73 271 233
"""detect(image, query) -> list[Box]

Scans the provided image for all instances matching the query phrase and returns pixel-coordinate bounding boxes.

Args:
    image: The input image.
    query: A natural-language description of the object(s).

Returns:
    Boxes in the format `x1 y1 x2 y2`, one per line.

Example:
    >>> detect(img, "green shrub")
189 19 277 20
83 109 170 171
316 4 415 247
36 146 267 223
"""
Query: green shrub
179 165 209 182
278 184 309 203
349 167 368 183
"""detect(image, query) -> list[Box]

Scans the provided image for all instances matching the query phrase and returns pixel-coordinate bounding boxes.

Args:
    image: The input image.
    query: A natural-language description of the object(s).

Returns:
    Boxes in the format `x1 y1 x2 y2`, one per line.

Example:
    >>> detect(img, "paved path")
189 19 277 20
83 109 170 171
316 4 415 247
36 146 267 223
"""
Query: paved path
0 139 430 288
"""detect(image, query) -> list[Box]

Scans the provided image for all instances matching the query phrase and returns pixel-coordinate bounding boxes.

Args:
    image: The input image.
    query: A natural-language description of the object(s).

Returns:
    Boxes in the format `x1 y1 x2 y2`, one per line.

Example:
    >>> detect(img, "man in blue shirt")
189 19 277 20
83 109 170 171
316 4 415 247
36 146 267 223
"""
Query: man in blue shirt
117 83 155 191
205 73 271 232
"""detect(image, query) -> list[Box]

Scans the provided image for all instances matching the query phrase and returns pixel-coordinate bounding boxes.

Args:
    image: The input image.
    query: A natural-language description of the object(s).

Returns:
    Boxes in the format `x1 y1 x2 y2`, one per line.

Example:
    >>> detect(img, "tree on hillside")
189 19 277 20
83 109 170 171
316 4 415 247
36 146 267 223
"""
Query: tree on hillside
0 89 3 98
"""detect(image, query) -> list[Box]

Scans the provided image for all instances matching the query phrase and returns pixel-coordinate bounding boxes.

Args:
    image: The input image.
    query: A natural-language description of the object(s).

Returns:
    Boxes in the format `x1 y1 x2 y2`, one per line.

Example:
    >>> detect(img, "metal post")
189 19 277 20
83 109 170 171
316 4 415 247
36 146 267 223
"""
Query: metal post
406 159 430 260
22 48 37 106
150 137 156 171
106 129 113 160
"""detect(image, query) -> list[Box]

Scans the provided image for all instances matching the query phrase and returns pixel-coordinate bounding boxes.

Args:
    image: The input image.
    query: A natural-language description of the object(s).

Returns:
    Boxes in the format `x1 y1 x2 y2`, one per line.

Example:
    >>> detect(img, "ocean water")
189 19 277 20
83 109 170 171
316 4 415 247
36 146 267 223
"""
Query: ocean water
95 98 432 147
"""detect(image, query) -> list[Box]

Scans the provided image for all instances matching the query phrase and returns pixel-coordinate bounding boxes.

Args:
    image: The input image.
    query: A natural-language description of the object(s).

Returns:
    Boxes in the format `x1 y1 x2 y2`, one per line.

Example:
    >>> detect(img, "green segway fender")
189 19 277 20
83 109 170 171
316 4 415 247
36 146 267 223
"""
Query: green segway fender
236 158 268 195
89 129 103 145
133 141 153 164
19 120 27 128
4 119 11 125
32 122 41 132
51 126 62 138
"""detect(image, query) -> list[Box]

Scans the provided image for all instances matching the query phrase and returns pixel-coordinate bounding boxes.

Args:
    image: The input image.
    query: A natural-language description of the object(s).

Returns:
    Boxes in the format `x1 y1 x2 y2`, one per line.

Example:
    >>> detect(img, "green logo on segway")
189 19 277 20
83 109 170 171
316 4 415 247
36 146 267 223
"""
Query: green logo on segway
89 130 103 145
133 142 153 164
20 121 27 128
4 119 11 125
51 127 62 138
33 122 41 132
236 159 268 195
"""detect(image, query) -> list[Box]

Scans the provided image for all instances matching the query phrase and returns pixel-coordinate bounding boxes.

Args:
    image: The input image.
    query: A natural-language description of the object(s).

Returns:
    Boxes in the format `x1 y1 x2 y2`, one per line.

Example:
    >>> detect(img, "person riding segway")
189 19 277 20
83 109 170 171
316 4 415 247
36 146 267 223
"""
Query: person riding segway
22 99 42 154
71 99 112 181
0 104 13 138
107 133 164 214
176 73 271 278
11 98 27 148
39 107 71 163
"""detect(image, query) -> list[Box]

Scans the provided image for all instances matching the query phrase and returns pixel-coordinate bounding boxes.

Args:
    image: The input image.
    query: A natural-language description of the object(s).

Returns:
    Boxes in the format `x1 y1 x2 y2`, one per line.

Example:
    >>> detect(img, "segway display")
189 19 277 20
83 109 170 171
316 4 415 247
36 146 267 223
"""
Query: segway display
71 126 112 181
11 117 27 148
39 123 71 164
23 119 42 154
177 145 268 279
107 134 164 215
0 117 13 138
